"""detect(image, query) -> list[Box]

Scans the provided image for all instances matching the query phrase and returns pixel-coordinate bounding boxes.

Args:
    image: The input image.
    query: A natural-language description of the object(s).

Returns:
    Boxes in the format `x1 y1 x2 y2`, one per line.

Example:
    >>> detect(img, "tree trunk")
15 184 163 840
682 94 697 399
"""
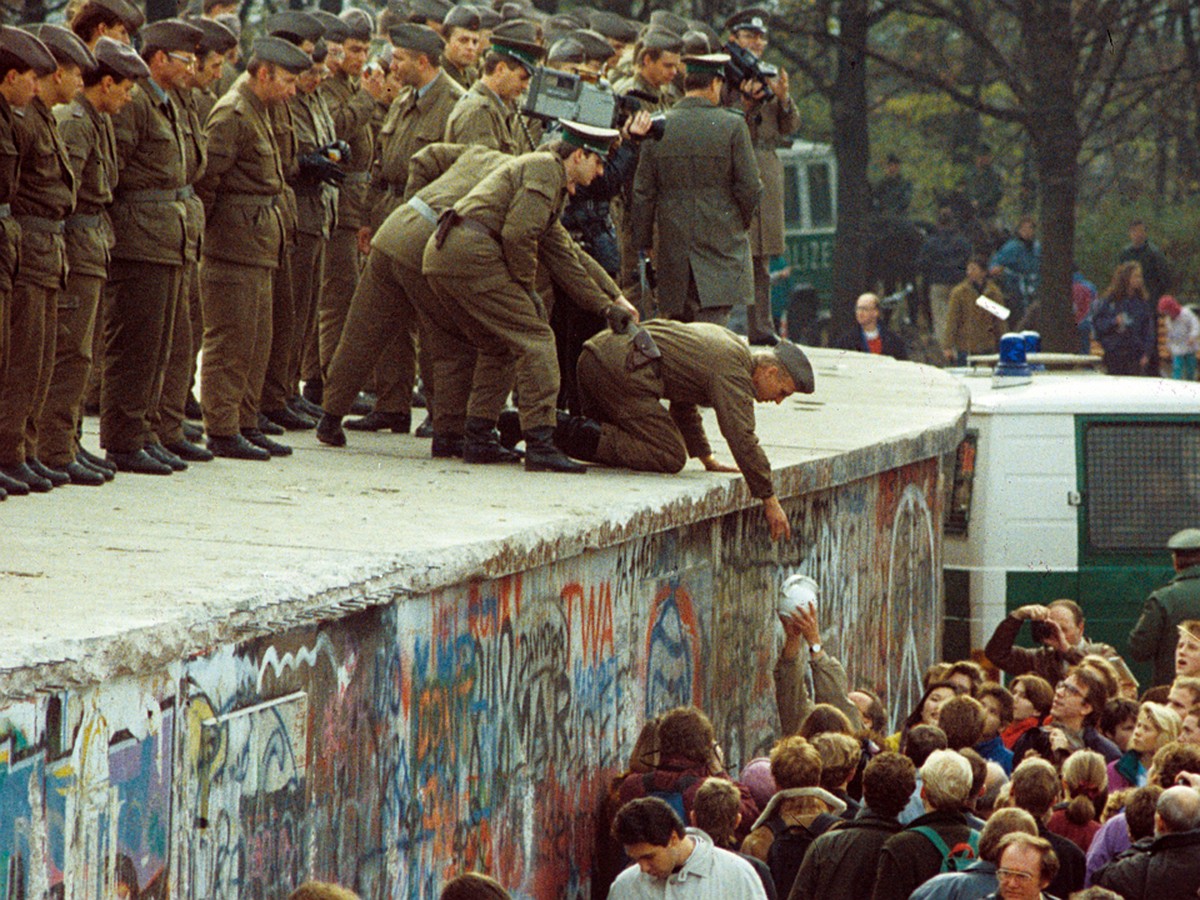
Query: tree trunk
829 0 871 341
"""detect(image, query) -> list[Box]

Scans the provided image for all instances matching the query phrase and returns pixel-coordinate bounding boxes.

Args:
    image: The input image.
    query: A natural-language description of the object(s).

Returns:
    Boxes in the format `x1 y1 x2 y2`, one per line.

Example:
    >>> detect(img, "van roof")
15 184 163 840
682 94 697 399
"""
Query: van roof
956 371 1200 415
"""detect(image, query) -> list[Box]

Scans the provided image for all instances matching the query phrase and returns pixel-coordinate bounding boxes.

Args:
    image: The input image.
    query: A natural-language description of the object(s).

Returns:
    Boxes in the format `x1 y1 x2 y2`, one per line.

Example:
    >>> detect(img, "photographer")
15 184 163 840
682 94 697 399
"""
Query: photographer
723 8 799 346
985 600 1116 687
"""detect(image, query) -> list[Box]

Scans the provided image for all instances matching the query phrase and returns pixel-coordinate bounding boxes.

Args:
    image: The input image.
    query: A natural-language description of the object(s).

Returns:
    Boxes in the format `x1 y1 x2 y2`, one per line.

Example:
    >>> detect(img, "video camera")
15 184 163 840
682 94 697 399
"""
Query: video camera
523 66 665 141
723 40 779 102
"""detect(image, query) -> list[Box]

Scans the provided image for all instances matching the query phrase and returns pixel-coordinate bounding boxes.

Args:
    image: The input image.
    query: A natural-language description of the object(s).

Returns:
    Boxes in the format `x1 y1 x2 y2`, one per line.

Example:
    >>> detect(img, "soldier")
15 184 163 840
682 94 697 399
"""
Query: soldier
422 122 639 474
725 8 799 346
98 18 200 475
69 0 143 47
612 27 682 113
0 28 56 498
196 36 312 461
565 321 813 540
0 27 77 493
37 37 146 489
406 0 453 32
310 8 377 407
443 34 544 154
332 23 462 437
587 11 638 77
440 5 482 88
631 53 761 325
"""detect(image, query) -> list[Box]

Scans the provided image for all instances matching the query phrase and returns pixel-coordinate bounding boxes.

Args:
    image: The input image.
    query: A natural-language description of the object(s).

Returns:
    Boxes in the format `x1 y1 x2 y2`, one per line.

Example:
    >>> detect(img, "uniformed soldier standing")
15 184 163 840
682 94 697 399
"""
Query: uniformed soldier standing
323 24 462 437
38 37 147 488
0 27 76 492
631 53 761 324
196 36 312 461
567 321 813 540
439 4 481 88
98 18 201 475
422 123 639 474
0 28 56 498
443 34 543 155
724 9 799 345
69 0 143 47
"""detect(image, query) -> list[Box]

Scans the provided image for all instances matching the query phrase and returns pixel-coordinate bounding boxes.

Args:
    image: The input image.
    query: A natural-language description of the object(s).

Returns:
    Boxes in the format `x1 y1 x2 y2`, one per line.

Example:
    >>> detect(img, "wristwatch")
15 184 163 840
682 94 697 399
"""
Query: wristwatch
809 643 822 657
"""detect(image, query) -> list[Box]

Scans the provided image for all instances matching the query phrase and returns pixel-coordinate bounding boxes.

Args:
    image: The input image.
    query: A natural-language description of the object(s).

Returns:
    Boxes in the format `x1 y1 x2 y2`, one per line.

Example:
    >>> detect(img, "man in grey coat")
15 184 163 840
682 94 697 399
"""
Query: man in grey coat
631 52 761 325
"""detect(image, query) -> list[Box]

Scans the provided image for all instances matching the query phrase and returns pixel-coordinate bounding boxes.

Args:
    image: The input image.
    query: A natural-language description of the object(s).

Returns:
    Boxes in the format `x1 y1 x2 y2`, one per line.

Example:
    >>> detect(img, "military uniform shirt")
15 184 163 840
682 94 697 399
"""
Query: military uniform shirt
12 96 75 288
443 80 521 154
170 85 208 264
318 69 375 230
55 94 118 279
289 88 338 239
0 95 20 293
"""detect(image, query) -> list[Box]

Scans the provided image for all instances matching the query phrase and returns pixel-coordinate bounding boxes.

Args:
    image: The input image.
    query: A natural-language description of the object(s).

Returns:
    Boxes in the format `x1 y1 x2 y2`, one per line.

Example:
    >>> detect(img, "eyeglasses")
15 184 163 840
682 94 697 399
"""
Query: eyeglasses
167 52 196 66
997 868 1035 883
1055 680 1084 697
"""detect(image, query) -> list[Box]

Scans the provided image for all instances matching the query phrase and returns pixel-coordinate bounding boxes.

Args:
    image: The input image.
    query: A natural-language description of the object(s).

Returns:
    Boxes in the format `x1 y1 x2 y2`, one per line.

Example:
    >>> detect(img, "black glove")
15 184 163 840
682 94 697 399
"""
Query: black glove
298 152 346 186
318 140 352 166
605 303 634 334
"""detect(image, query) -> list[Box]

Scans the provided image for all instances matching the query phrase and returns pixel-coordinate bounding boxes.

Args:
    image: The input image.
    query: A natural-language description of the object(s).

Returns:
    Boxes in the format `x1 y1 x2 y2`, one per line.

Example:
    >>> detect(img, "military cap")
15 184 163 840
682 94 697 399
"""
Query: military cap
491 18 541 44
311 38 328 63
443 4 482 31
266 11 325 44
771 339 816 394
93 34 151 78
1168 529 1200 552
687 20 720 50
408 0 452 23
25 24 96 71
389 22 444 57
0 25 58 76
587 10 637 44
489 33 545 73
639 27 683 54
310 11 347 43
476 6 502 29
214 12 241 40
647 9 689 36
338 8 374 42
559 119 618 156
542 14 577 45
680 29 711 56
139 18 204 54
682 52 729 77
77 0 145 35
566 28 613 63
251 35 313 73
498 2 533 22
546 36 584 65
189 16 239 54
725 7 769 34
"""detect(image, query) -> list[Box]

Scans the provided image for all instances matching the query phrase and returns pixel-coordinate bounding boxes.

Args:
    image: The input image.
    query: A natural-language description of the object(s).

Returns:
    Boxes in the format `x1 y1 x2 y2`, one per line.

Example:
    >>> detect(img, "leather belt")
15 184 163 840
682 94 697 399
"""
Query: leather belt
218 194 277 207
16 215 65 234
118 188 190 202
407 196 437 224
65 214 102 230
460 216 499 241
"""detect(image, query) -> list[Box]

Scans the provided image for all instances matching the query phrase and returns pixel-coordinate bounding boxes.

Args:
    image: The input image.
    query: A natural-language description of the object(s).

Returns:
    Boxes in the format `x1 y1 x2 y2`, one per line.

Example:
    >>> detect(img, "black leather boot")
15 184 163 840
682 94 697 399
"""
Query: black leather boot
523 427 587 473
431 433 464 458
553 415 602 462
463 417 522 463
316 413 346 447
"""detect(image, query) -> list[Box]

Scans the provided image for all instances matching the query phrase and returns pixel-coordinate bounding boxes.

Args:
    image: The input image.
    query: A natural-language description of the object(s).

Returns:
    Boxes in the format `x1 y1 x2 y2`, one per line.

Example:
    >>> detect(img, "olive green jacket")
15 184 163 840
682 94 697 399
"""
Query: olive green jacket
1130 565 1200 686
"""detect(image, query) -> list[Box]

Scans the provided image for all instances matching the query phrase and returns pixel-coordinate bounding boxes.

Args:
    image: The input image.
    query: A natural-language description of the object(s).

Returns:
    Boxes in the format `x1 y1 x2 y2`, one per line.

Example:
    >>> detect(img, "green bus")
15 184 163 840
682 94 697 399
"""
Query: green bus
775 140 837 337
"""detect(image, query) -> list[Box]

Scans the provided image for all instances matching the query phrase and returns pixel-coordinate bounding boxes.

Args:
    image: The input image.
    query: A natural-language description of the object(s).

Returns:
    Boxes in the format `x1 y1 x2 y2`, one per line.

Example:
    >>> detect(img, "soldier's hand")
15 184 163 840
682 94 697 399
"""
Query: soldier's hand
740 78 766 103
605 303 634 334
361 66 389 102
700 455 739 473
625 110 653 139
763 495 791 541
357 226 373 256
769 68 790 99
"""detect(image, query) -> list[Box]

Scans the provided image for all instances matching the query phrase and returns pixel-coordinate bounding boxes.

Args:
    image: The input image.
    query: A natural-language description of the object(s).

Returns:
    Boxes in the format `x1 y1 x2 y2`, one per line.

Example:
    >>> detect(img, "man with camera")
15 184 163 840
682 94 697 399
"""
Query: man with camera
985 600 1116 686
724 8 799 346
630 52 761 324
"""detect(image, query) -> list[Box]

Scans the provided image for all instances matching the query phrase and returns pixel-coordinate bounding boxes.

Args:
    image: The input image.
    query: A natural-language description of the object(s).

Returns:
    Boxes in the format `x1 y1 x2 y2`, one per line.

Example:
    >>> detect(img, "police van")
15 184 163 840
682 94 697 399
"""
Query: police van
776 140 836 340
942 367 1200 684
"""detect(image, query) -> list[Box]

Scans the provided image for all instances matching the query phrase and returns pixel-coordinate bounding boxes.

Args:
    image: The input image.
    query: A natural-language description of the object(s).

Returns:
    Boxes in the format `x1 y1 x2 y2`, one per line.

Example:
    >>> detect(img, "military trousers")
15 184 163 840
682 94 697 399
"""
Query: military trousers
99 259 182 453
746 255 777 343
317 226 360 377
577 346 688 474
199 258 273 437
38 271 103 468
0 279 58 466
425 270 559 432
290 231 325 396
152 257 196 446
261 243 296 413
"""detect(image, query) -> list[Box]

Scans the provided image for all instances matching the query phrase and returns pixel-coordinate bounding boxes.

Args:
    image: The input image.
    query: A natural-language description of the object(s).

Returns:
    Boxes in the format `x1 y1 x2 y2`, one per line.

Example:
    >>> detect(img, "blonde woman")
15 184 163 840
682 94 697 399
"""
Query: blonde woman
1106 702 1180 790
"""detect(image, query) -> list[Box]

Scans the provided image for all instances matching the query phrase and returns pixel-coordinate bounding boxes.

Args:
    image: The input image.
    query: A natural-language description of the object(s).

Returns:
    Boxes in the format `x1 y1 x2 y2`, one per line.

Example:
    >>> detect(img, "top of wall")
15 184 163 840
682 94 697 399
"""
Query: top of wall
0 348 967 700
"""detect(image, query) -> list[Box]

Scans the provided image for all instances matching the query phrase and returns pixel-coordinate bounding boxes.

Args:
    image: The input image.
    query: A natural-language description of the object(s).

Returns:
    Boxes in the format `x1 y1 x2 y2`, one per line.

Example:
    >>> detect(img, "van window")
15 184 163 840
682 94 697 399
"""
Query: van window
807 163 833 228
1083 420 1200 552
783 162 801 228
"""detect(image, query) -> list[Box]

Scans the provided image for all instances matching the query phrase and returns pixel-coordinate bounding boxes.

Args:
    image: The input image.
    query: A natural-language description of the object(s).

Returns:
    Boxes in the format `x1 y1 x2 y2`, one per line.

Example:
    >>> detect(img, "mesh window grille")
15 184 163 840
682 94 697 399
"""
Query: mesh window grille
1084 421 1200 552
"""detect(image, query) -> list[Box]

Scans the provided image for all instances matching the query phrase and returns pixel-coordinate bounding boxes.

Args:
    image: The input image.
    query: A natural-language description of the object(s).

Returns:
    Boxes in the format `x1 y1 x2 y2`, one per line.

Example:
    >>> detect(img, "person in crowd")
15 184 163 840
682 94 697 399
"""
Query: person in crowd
945 661 987 697
990 833 1059 900
976 683 1016 774
986 600 1115 688
1012 666 1119 767
834 291 908 360
1129 529 1200 686
789 751 915 900
439 873 511 900
1094 785 1200 899
988 215 1040 324
1106 703 1181 791
1158 295 1199 381
810 732 861 818
1176 622 1200 679
1182 708 1200 746
944 255 1005 365
1092 260 1155 376
289 883 362 900
691 777 777 899
848 687 888 743
909 807 1040 900
773 588 863 735
917 207 972 342
1116 219 1170 310
1098 698 1138 753
1050 751 1107 856
963 143 1002 224
899 725 950 824
871 153 911 219
1073 269 1098 355
885 680 959 752
1002 676 1055 750
609 796 768 900
1008 758 1086 897
1166 675 1200 718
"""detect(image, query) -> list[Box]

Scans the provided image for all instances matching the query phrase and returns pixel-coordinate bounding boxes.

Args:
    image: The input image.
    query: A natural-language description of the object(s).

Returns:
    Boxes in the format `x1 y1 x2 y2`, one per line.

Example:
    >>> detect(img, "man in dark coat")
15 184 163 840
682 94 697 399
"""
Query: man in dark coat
834 293 907 360
1095 785 1200 900
1130 528 1200 686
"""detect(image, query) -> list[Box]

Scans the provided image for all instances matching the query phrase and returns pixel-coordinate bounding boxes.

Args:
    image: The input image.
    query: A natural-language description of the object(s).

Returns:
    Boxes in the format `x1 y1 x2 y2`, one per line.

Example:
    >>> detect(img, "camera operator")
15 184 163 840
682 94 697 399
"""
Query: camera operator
723 9 799 346
985 600 1117 687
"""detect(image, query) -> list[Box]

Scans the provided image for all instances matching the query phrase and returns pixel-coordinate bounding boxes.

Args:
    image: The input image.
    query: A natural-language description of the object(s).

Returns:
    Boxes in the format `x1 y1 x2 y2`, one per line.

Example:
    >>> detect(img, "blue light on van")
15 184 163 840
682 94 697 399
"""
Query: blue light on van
1021 331 1045 371
995 332 1032 379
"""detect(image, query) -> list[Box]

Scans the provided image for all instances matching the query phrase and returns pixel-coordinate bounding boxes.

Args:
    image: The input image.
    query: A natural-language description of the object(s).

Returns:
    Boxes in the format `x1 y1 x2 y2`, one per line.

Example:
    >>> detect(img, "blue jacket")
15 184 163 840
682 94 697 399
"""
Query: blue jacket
1092 293 1155 359
989 237 1041 302
909 860 997 900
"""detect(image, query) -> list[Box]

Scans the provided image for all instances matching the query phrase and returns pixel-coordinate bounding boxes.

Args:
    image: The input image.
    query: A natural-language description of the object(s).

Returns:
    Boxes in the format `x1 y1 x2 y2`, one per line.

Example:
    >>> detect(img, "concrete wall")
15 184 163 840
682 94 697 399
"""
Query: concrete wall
0 457 942 900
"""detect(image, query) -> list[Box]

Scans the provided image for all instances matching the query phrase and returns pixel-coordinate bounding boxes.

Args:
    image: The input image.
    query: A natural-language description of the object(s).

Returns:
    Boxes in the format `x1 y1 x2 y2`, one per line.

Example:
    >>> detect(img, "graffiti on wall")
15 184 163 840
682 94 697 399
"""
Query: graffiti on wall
0 457 942 900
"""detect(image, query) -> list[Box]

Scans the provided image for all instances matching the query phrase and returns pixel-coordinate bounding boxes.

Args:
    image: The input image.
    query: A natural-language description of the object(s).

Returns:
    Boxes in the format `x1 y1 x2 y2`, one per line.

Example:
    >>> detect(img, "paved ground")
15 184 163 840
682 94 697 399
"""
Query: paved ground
0 348 967 697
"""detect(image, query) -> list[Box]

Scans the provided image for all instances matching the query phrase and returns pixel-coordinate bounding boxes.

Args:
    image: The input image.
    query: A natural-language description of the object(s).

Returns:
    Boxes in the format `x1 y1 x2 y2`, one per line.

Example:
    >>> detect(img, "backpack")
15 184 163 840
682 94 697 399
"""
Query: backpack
639 772 702 822
911 825 981 873
765 812 840 897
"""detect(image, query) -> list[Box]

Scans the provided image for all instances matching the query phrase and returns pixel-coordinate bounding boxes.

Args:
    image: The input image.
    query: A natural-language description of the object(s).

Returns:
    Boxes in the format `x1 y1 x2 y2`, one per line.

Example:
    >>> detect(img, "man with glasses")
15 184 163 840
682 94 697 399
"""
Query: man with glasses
990 833 1059 900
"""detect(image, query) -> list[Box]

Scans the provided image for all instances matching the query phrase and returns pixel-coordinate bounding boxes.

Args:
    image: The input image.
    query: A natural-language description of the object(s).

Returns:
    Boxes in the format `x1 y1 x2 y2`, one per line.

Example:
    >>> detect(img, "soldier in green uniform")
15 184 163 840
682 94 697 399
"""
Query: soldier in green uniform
0 28 56 497
0 26 77 492
443 34 543 155
69 0 143 47
98 18 201 476
311 8 377 406
568 321 813 540
38 37 147 488
1130 529 1200 686
326 24 463 437
422 122 639 474
197 36 312 461
440 5 481 89
631 53 761 325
